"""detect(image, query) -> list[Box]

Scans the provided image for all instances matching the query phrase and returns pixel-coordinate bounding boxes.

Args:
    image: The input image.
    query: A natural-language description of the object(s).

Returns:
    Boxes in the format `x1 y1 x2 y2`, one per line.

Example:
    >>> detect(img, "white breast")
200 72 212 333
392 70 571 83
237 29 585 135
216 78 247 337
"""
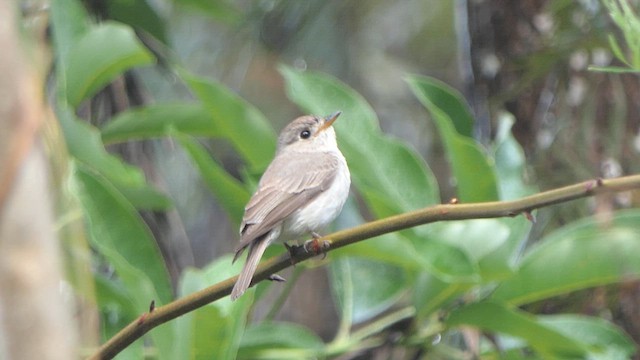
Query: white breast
284 153 350 236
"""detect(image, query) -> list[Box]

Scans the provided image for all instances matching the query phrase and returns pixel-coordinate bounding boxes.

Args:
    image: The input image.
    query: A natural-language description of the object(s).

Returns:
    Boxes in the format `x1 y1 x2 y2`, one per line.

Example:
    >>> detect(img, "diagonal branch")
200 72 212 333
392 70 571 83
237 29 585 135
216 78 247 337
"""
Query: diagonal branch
89 175 640 359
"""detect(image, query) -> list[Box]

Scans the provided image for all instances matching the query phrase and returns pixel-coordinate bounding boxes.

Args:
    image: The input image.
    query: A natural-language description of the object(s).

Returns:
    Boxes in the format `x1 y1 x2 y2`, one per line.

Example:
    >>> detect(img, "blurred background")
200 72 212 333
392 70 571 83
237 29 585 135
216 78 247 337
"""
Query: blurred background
122 0 640 340
3 0 640 358
87 0 640 349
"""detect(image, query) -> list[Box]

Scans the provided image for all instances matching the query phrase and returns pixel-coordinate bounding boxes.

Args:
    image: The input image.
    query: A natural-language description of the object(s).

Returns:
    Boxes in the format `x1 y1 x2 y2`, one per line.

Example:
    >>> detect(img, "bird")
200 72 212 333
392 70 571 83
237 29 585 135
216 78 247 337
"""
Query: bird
230 111 351 300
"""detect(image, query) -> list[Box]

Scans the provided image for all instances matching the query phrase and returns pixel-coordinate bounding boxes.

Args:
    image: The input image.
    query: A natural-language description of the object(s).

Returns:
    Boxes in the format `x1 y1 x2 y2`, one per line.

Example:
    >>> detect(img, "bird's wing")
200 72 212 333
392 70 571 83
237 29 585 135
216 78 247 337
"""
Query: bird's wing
234 151 340 254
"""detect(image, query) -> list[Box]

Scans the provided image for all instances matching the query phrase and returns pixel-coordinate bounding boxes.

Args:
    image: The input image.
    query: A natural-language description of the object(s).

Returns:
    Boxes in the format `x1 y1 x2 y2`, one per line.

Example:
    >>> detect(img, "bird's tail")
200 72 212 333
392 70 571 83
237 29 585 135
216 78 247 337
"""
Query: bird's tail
230 236 271 300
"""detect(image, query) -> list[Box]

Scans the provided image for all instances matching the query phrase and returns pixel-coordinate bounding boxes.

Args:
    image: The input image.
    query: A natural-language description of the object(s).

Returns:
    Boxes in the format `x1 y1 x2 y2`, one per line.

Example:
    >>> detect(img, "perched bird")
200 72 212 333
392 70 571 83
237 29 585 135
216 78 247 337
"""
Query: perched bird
231 112 350 300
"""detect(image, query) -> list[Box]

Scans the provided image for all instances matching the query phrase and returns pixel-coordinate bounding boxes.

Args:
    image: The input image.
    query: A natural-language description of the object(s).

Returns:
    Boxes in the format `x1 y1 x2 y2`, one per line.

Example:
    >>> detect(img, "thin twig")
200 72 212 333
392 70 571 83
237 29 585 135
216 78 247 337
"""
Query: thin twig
89 175 640 359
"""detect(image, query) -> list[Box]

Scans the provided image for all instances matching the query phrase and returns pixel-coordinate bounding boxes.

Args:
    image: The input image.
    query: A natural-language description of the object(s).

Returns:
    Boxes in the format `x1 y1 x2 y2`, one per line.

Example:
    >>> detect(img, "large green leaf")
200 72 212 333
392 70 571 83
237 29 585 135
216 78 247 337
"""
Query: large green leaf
280 66 439 215
173 0 242 24
447 301 587 357
64 21 154 106
175 133 250 224
181 70 277 171
72 164 172 304
332 234 425 271
475 217 529 281
72 164 174 359
331 199 449 275
98 246 174 360
334 198 477 303
58 108 171 210
239 322 325 359
94 274 145 360
104 0 168 44
406 76 474 138
175 256 252 360
432 219 511 262
50 0 90 68
407 75 499 203
413 273 473 319
492 210 640 305
101 103 215 144
539 314 636 359
60 108 144 185
330 258 407 325
411 218 526 318
410 236 478 281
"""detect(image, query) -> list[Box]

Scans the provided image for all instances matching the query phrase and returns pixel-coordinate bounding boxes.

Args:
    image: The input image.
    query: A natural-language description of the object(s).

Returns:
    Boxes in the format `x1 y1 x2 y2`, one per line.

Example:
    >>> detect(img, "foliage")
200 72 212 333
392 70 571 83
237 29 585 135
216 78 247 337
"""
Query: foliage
47 0 639 359
590 0 640 72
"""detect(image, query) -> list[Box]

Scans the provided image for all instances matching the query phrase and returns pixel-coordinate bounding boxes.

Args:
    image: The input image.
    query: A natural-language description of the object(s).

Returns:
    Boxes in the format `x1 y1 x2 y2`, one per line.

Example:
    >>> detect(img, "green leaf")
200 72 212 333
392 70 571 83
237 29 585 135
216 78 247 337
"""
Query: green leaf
333 234 424 271
173 0 242 24
94 274 145 360
492 112 536 200
102 249 174 360
447 301 587 357
407 75 499 203
94 274 137 320
239 322 324 358
280 66 439 215
175 257 252 360
412 218 528 318
539 314 636 359
410 236 478 281
492 210 640 305
330 198 427 271
602 0 640 69
117 185 173 211
60 108 144 186
330 258 407 324
607 34 630 66
475 217 529 281
58 108 171 210
335 198 476 282
175 133 250 224
405 76 474 138
104 0 168 44
64 21 154 106
433 219 511 262
588 65 640 73
101 103 215 144
413 272 472 318
181 70 277 171
72 164 172 304
72 165 174 358
50 0 91 68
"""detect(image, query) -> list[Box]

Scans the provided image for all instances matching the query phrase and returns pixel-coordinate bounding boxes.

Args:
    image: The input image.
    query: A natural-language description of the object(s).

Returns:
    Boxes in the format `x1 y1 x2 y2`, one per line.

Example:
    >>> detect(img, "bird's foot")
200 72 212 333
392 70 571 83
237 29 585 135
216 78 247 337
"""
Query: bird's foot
268 274 286 282
304 232 331 259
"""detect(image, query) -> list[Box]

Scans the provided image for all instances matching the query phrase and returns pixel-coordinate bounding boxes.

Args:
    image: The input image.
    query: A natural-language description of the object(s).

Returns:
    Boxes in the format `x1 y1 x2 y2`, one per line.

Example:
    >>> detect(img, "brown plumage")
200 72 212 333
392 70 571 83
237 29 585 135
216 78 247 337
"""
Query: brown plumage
231 113 350 300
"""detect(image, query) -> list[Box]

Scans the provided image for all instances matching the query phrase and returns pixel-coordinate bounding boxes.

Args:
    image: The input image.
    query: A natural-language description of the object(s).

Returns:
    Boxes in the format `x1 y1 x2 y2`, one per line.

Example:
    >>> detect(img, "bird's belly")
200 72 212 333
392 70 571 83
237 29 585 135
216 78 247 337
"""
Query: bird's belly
284 166 350 236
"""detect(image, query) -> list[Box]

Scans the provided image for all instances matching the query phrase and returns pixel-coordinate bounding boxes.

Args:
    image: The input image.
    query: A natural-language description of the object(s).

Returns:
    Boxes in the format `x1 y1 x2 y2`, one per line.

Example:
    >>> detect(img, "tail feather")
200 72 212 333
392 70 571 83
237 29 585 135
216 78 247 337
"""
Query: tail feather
230 236 271 300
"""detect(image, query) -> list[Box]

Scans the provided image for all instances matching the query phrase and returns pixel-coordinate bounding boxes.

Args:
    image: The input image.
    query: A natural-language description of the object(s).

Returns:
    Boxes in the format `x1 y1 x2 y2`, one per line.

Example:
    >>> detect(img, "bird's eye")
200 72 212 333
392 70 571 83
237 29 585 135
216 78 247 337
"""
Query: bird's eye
300 129 311 139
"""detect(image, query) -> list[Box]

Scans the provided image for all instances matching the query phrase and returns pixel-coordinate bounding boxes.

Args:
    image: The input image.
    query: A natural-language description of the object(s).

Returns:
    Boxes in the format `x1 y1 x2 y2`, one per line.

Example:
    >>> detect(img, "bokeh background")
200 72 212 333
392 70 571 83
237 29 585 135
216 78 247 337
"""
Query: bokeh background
2 0 640 358
128 0 640 341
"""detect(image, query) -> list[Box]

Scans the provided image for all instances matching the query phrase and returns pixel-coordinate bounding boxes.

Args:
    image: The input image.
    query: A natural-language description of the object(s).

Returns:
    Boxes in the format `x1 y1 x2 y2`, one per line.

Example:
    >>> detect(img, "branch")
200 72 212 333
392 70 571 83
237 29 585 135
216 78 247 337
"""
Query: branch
90 175 640 359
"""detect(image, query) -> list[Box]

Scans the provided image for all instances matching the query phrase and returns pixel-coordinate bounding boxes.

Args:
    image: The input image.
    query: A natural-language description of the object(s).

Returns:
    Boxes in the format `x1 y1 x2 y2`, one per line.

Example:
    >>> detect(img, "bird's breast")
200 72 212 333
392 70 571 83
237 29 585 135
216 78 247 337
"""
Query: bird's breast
284 155 350 236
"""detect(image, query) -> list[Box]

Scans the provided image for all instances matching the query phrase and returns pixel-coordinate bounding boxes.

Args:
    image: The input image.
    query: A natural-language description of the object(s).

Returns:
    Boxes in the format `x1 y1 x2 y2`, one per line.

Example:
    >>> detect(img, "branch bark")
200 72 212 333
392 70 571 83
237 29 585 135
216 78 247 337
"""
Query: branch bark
90 175 640 359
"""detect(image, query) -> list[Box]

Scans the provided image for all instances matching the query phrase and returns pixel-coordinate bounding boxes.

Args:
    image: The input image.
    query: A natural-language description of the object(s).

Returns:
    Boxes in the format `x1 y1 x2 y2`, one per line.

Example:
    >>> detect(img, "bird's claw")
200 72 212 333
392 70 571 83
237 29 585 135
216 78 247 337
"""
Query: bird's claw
268 274 286 282
303 236 331 259
284 234 331 263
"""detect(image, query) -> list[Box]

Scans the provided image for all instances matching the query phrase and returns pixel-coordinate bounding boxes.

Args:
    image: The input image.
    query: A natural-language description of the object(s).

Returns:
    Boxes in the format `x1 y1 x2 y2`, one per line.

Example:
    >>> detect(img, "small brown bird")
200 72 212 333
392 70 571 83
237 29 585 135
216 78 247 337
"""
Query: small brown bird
231 112 351 300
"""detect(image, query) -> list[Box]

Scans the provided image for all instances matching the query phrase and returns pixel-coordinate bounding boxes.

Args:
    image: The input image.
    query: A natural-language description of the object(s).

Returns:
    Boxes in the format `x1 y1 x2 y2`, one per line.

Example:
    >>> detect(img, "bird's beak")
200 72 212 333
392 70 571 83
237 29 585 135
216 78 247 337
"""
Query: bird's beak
316 111 342 135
